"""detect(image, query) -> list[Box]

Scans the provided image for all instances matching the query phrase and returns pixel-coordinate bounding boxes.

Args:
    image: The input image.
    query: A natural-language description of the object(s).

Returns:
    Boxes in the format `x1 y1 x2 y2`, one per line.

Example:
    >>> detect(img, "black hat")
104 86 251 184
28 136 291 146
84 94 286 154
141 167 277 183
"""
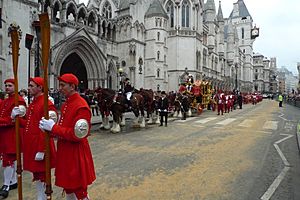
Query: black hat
161 91 166 95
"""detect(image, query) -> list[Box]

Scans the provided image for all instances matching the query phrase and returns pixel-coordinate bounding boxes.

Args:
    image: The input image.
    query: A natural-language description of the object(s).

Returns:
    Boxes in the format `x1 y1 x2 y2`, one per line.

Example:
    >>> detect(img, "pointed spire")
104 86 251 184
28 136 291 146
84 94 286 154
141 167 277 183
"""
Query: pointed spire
217 0 224 22
229 0 252 20
205 0 216 11
145 0 168 19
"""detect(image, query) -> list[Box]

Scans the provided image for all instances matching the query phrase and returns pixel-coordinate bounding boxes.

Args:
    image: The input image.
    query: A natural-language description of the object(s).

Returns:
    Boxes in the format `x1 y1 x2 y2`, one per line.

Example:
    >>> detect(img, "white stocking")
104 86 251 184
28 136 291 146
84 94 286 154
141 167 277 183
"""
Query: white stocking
66 193 77 200
3 166 14 187
10 161 17 184
35 180 46 200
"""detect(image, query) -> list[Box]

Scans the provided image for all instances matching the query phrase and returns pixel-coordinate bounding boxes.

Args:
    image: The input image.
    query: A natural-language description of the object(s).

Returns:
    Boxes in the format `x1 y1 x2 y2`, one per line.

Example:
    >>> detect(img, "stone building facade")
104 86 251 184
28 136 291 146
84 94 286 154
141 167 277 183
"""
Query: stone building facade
0 0 259 92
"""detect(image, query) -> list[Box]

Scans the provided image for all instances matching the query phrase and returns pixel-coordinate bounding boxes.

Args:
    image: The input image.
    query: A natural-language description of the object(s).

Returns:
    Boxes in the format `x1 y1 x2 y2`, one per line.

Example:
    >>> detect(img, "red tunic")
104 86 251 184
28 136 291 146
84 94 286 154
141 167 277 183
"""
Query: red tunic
19 95 57 173
0 94 26 154
51 93 96 189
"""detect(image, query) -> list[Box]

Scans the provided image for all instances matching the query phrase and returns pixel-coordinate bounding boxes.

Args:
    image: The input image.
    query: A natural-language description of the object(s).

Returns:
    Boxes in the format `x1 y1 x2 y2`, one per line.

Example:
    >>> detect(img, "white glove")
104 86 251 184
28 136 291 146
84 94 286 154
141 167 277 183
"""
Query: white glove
11 107 22 119
158 109 161 112
164 109 167 112
39 118 55 132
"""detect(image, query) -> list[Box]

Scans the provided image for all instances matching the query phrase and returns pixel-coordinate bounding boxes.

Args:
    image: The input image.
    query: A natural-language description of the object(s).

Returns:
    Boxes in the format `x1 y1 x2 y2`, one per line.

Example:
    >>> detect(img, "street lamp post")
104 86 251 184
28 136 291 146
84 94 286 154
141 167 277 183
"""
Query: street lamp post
235 63 238 91
138 57 143 74
32 21 41 77
25 34 34 104
118 66 123 90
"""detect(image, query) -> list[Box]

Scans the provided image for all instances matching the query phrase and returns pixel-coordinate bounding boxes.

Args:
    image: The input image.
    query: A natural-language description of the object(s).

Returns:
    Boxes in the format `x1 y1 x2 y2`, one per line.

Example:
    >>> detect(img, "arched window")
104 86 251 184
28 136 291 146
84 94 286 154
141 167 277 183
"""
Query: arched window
157 51 160 60
102 1 112 19
66 3 76 21
242 27 245 39
157 32 160 41
77 8 86 25
157 68 160 78
53 2 60 22
166 1 174 28
181 0 190 28
87 13 96 27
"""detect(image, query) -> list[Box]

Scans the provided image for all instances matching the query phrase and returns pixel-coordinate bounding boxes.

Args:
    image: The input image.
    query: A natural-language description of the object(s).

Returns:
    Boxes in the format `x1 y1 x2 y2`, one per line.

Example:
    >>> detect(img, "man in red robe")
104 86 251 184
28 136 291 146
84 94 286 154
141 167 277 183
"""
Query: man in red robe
12 77 57 199
0 79 26 198
39 74 95 200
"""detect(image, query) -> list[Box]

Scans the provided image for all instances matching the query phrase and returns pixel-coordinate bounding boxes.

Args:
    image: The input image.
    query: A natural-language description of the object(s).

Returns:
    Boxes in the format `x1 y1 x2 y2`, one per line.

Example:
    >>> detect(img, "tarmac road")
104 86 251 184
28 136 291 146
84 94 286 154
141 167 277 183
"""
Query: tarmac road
2 100 300 200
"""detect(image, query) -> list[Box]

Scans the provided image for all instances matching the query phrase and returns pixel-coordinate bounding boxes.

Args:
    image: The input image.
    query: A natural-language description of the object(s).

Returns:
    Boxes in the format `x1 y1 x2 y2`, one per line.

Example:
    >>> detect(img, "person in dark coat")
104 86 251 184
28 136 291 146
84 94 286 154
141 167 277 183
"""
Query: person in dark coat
158 91 169 126
237 92 243 109
181 92 189 120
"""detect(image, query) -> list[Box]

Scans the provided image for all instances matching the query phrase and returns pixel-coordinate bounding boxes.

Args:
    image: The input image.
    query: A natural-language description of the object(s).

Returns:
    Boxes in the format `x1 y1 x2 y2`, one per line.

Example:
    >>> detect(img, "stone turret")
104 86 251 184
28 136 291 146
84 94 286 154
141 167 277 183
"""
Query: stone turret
205 0 216 54
144 0 169 90
227 22 234 66
217 0 224 58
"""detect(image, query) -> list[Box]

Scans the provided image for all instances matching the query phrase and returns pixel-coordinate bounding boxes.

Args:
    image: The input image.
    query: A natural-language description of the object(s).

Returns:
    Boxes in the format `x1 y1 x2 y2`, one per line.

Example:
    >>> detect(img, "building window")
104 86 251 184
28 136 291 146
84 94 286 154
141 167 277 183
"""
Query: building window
203 49 207 67
157 68 160 78
242 27 244 39
164 55 166 63
102 1 112 19
181 0 190 28
157 32 160 41
157 51 160 60
166 1 174 28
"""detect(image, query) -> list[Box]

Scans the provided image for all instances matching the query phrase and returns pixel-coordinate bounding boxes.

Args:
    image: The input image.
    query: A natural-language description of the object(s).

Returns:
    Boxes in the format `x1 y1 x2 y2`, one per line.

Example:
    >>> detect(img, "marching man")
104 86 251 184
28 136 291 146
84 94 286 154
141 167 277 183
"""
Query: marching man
39 73 95 200
0 79 26 199
11 77 57 200
215 90 225 115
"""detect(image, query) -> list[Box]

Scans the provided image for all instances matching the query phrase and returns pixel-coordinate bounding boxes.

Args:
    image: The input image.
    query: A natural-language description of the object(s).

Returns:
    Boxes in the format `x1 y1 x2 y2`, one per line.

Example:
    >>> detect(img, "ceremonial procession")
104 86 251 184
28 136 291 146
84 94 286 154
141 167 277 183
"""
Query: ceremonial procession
1 0 300 199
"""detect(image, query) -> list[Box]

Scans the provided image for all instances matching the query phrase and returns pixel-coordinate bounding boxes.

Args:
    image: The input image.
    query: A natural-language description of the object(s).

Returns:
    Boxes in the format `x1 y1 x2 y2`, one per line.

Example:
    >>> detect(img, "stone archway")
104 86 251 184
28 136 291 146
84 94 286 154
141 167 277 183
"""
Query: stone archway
60 52 88 90
51 29 107 90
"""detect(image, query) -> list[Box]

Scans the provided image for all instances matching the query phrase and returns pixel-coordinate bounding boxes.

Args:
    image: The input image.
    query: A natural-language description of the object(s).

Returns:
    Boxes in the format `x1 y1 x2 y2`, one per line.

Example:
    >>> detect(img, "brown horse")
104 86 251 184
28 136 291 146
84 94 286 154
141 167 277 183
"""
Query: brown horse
138 88 155 123
111 92 145 132
95 87 145 133
172 92 193 118
94 87 116 130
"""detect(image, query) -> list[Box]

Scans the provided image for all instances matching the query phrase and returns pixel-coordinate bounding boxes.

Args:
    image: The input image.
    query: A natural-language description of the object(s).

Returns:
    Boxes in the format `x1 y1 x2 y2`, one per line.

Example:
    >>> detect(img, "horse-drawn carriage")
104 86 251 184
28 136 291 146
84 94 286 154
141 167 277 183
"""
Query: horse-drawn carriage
190 80 212 114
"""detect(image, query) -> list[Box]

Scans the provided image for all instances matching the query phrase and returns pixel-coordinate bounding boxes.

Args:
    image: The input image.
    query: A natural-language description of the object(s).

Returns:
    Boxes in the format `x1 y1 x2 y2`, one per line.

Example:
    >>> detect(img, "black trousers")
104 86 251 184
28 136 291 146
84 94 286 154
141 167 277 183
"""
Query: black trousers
160 112 168 126
279 101 283 107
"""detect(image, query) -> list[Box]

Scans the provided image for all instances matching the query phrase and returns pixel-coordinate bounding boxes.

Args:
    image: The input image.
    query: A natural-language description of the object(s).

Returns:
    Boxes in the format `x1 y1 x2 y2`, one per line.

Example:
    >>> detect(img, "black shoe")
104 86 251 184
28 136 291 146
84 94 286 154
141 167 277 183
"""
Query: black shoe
0 185 9 199
9 183 17 191
159 124 163 126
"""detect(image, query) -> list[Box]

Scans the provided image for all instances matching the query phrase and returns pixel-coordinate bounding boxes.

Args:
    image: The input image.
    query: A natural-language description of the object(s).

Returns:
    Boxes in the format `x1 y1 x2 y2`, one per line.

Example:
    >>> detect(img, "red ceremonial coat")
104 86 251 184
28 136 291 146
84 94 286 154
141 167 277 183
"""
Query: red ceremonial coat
0 94 26 154
51 93 96 189
191 86 201 96
179 85 186 93
19 95 57 172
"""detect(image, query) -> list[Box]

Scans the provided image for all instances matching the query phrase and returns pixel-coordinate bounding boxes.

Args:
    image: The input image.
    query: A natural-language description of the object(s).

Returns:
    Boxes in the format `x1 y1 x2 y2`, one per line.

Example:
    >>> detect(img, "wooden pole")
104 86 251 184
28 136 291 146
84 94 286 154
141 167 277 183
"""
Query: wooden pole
9 24 23 200
39 13 52 199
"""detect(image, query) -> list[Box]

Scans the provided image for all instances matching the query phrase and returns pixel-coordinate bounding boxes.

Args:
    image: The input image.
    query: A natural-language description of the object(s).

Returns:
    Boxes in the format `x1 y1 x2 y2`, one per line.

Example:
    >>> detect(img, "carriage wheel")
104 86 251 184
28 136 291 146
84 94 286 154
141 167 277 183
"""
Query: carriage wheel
197 104 203 115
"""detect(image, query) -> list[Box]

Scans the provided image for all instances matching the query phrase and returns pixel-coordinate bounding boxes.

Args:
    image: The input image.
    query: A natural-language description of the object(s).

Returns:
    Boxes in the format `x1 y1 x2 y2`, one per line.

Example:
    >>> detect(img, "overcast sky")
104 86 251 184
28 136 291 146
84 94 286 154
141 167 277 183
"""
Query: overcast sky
79 0 300 75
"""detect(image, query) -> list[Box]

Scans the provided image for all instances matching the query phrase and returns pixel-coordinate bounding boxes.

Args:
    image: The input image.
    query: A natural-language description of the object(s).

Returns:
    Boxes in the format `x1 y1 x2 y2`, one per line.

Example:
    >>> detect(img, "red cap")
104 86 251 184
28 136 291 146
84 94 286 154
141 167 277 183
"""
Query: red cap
30 77 44 87
58 73 79 86
4 79 15 84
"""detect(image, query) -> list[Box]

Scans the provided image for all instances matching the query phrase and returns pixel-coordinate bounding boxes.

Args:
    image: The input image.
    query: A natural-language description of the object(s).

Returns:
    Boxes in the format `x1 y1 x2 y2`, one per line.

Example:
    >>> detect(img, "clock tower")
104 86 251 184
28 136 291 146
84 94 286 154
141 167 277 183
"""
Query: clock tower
227 0 258 91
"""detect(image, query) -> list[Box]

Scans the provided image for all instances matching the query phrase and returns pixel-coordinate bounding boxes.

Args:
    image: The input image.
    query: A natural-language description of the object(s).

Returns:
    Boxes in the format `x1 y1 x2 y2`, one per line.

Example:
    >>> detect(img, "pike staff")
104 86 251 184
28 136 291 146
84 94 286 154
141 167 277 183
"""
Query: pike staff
39 13 52 199
8 23 23 200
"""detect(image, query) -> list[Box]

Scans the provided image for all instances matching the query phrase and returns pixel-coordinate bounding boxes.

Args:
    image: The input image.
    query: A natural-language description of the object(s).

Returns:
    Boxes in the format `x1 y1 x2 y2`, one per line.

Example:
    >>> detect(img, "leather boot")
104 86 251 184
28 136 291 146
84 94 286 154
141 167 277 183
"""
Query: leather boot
0 185 9 199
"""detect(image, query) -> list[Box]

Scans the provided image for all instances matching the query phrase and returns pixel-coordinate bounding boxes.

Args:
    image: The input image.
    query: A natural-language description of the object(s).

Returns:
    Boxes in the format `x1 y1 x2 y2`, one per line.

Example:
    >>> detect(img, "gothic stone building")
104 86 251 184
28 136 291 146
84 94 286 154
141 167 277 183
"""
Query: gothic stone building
0 0 259 92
